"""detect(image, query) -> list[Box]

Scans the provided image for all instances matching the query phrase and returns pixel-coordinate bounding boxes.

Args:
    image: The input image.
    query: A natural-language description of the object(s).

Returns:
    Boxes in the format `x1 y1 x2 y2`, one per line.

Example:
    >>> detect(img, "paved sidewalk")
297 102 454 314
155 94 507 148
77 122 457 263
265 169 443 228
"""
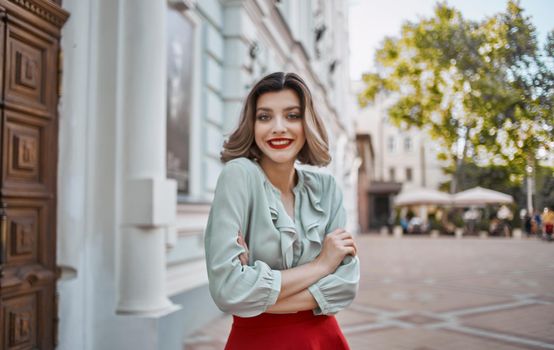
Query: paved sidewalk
185 235 554 350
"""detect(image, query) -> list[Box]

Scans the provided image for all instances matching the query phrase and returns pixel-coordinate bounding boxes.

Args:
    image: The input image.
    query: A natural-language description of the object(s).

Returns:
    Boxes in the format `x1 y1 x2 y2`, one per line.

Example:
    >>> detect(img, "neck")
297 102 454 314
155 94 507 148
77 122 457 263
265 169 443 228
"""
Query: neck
259 158 296 194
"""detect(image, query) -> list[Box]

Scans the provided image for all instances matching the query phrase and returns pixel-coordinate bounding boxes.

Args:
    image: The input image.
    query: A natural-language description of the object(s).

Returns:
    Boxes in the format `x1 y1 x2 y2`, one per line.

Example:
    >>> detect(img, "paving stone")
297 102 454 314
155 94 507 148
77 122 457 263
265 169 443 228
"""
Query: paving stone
460 304 554 344
354 283 514 313
184 235 554 349
394 313 444 326
335 307 377 327
346 328 543 350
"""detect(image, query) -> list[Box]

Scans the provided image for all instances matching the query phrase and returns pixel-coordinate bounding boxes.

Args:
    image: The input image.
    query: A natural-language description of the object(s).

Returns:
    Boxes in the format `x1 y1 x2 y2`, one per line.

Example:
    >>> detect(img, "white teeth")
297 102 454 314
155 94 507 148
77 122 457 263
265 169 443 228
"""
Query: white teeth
269 140 291 146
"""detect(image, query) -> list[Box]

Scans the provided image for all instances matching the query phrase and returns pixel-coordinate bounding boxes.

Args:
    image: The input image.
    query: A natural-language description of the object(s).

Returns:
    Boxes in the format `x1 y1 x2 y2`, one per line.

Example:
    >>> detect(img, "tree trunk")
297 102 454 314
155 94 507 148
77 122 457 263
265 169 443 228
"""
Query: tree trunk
450 127 470 194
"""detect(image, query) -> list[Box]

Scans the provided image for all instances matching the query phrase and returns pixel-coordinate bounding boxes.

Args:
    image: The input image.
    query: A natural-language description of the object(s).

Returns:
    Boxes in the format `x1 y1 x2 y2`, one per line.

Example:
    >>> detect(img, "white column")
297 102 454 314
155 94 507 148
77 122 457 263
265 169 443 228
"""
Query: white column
116 0 179 316
222 1 252 134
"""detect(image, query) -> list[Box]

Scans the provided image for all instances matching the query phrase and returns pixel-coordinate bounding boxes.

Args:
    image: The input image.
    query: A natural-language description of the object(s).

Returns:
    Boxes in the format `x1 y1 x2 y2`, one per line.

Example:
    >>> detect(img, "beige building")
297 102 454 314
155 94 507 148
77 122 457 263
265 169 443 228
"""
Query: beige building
353 83 450 230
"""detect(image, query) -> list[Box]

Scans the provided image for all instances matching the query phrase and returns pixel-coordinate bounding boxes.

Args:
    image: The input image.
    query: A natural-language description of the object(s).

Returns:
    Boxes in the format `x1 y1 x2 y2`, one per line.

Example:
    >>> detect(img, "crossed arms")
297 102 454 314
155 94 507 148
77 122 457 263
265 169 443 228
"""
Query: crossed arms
237 230 358 314
204 162 360 317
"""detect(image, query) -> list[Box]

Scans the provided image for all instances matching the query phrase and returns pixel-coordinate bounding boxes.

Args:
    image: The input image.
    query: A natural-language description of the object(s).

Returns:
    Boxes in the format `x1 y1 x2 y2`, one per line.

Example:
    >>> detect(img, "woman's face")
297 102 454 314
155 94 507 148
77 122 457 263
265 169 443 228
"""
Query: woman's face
254 89 306 167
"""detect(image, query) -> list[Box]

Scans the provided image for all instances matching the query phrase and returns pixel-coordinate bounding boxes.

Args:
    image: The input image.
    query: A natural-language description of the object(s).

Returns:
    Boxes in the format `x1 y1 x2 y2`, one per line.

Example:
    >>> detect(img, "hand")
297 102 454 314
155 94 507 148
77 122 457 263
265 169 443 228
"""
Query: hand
237 231 249 265
316 228 357 273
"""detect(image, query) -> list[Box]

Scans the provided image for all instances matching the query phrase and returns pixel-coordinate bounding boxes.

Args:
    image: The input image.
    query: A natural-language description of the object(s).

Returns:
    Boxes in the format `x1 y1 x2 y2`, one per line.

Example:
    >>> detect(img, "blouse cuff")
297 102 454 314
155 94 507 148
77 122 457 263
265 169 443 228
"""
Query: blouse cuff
308 283 329 315
266 269 282 307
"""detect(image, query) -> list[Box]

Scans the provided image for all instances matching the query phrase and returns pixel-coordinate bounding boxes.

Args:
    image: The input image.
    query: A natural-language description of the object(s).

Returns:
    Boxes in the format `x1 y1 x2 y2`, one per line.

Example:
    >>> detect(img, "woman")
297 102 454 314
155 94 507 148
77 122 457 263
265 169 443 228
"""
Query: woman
542 207 554 240
204 72 360 349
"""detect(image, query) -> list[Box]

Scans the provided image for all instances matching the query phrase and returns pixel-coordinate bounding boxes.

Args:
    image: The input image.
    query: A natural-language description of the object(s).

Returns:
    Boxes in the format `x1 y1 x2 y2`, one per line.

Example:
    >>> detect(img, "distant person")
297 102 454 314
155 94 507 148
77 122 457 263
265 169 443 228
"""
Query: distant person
463 208 479 235
533 210 543 237
408 216 424 234
542 207 554 240
489 217 500 236
497 205 512 237
522 210 532 238
400 216 409 234
387 213 396 234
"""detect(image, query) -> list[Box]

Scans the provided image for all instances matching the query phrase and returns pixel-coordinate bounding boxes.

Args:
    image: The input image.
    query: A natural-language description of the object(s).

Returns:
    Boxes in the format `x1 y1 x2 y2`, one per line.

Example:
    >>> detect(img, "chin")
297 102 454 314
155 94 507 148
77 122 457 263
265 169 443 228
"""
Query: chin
262 151 298 165
267 156 296 164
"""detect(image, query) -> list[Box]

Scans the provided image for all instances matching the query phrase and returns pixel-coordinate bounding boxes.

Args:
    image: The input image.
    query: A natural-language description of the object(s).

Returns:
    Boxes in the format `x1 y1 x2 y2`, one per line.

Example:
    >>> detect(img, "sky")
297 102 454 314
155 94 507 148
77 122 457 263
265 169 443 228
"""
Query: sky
349 0 554 80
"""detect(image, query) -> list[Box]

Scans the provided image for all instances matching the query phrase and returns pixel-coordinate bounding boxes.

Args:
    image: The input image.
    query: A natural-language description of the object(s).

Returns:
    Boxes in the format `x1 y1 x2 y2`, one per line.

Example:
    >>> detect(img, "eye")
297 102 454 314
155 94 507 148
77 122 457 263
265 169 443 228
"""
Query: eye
287 113 302 119
256 114 271 121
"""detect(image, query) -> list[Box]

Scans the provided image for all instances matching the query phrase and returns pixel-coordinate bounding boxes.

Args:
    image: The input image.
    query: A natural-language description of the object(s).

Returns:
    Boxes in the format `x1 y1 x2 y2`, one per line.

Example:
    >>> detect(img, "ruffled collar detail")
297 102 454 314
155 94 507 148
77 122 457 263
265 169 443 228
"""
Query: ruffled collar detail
253 161 326 268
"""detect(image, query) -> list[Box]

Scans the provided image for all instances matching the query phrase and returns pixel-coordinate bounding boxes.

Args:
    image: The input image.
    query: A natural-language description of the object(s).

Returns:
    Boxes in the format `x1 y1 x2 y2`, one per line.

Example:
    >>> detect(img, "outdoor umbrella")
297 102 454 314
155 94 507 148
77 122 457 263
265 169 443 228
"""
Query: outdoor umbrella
394 187 452 206
452 186 514 206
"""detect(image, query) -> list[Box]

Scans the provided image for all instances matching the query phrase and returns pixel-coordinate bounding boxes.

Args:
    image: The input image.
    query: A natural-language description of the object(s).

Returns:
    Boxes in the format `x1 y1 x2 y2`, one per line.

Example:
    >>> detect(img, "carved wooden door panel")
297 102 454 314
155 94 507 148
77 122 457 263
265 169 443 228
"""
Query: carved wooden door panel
0 1 68 349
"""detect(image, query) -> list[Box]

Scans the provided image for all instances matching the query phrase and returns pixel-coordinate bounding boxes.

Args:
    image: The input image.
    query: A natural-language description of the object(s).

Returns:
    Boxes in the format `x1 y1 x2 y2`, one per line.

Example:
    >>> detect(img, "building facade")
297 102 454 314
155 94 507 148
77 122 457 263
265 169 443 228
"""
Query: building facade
35 0 358 349
353 84 449 230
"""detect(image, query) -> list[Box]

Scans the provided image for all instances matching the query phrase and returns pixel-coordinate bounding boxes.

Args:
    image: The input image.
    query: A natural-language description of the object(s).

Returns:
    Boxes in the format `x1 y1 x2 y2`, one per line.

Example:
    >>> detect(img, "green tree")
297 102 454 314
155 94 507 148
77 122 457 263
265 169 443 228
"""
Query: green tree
359 1 554 192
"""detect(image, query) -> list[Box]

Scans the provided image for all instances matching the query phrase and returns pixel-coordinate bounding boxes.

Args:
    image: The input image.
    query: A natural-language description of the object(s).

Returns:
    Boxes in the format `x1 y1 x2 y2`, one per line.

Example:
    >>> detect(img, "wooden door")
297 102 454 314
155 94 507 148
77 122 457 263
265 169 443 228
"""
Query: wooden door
0 1 68 349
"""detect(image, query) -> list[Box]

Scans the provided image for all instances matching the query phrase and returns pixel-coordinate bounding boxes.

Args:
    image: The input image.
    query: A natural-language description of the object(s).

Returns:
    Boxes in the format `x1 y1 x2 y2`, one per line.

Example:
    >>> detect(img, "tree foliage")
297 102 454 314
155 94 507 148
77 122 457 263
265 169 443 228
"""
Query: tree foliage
359 1 554 185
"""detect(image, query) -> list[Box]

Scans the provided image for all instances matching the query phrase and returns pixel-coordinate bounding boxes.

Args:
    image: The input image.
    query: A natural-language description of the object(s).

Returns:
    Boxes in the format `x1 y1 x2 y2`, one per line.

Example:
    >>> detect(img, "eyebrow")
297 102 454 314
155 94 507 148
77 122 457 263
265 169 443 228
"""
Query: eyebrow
256 106 301 112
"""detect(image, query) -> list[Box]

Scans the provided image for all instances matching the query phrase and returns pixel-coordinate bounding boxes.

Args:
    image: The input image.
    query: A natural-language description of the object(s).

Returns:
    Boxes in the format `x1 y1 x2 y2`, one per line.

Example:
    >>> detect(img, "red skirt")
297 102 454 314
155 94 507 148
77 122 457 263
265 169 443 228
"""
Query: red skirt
225 311 350 350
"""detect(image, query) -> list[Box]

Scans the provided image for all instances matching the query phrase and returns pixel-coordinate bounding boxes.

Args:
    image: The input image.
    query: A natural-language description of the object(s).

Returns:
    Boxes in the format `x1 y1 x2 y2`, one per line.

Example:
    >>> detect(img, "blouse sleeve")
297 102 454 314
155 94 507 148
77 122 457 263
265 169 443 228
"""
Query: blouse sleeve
204 161 281 317
308 176 360 315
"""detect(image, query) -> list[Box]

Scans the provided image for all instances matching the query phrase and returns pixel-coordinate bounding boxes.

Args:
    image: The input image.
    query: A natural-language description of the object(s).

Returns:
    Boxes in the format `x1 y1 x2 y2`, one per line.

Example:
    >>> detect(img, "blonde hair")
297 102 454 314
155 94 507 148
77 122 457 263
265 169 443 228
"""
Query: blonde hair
221 72 331 166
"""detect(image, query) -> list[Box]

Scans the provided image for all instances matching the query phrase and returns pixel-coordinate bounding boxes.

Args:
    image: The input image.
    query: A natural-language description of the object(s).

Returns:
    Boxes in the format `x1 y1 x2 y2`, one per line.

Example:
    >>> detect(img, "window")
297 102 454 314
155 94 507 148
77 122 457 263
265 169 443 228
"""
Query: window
166 7 194 194
389 167 396 181
387 136 396 153
404 137 412 152
406 167 413 182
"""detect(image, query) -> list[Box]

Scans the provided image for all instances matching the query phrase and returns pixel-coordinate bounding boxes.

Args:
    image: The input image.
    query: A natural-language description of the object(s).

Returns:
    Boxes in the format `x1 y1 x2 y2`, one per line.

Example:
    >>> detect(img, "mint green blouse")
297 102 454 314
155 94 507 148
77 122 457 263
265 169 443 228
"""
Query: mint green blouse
204 157 360 317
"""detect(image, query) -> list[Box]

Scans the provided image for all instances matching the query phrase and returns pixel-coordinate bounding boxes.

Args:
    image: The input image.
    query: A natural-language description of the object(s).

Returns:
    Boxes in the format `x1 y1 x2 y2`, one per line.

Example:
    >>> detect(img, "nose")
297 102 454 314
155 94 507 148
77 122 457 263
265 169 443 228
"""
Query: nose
272 115 287 134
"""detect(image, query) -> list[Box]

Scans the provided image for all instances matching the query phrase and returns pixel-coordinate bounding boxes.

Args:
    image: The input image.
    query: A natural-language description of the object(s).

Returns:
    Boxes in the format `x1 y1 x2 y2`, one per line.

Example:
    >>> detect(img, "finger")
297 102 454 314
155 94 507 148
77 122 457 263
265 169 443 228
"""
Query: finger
336 231 353 240
237 234 248 249
342 239 356 247
344 246 356 256
239 253 247 265
342 239 357 256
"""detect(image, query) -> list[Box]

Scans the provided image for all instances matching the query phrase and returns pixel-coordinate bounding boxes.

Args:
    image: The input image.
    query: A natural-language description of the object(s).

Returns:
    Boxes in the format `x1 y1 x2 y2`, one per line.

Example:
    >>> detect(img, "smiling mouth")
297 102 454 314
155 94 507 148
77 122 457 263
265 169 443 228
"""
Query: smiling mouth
267 139 293 149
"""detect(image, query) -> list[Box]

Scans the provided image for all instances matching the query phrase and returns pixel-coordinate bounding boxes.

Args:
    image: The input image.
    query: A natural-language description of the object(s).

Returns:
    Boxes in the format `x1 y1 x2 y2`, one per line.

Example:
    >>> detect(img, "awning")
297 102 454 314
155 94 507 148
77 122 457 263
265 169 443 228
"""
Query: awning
368 181 402 195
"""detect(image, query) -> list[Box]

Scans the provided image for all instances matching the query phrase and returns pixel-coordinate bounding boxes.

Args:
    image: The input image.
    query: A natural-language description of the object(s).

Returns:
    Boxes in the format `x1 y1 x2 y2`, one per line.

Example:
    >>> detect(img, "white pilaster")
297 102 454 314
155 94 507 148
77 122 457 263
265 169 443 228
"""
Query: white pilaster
57 0 91 347
222 1 254 134
116 0 179 316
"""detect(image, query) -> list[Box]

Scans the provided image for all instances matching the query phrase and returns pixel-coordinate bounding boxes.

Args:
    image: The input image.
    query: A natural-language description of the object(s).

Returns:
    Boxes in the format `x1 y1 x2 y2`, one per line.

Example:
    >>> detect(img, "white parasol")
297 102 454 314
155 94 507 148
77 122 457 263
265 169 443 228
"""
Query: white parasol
453 186 513 206
394 188 452 206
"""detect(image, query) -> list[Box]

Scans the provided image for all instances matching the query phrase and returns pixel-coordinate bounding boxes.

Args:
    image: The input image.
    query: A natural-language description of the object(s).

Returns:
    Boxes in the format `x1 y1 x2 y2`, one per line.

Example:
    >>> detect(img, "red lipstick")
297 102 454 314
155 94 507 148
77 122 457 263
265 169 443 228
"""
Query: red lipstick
267 138 293 149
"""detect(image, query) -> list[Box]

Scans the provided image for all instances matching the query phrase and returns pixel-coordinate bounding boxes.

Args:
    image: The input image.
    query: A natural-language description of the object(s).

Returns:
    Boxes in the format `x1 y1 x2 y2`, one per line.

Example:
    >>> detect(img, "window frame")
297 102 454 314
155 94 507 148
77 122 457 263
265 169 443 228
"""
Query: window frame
405 167 413 182
165 6 203 203
404 136 412 153
387 135 396 153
